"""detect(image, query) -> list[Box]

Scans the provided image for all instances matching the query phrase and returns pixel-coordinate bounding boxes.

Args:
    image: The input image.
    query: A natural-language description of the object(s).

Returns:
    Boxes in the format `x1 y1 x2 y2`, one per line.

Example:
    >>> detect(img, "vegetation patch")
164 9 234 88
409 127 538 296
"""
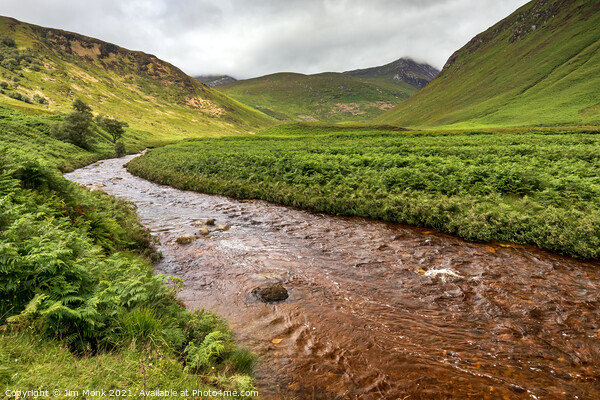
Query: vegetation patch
127 123 600 259
0 109 257 397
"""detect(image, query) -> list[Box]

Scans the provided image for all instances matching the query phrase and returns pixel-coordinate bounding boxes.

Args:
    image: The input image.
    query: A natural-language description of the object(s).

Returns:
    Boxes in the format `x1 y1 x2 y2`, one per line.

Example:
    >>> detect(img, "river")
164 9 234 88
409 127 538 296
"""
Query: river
65 154 600 399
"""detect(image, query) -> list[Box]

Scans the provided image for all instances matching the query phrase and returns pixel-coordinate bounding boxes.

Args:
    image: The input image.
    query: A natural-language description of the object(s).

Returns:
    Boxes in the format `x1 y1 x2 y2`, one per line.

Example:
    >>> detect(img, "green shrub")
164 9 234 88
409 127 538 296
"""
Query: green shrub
231 375 255 393
0 36 16 47
115 140 126 157
11 159 57 189
180 309 256 375
1 58 18 71
184 331 228 373
183 308 228 345
52 99 95 149
227 348 257 375
32 93 48 104
6 91 31 103
0 156 164 353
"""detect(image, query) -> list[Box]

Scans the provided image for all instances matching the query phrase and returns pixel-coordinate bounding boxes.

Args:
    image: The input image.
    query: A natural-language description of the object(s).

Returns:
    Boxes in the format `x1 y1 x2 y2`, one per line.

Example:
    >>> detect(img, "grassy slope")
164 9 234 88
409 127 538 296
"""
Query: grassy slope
127 123 600 260
0 105 154 171
0 109 257 398
0 16 273 139
0 17 264 397
217 72 418 122
1 332 251 398
376 0 600 128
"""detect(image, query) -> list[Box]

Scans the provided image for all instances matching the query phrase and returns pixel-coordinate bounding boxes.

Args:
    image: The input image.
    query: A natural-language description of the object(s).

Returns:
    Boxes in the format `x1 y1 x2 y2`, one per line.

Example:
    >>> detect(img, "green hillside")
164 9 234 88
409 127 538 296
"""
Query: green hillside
0 16 273 138
376 0 600 128
216 59 437 122
0 17 265 395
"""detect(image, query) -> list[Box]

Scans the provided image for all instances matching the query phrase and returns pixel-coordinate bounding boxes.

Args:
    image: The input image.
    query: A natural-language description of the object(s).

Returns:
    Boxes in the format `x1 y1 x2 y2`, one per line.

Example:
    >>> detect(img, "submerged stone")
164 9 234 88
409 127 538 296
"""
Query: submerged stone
89 183 105 192
193 218 216 227
175 236 195 245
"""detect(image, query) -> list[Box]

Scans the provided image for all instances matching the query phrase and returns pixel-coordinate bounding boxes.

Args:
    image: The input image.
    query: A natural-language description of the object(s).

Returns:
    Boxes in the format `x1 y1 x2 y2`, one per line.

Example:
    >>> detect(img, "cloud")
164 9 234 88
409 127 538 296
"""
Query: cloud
1 0 529 78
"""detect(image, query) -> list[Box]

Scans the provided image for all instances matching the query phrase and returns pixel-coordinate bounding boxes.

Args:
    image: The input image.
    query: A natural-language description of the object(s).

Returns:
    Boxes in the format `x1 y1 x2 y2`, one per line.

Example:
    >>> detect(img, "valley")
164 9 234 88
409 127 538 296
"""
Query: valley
2 0 600 398
215 58 437 122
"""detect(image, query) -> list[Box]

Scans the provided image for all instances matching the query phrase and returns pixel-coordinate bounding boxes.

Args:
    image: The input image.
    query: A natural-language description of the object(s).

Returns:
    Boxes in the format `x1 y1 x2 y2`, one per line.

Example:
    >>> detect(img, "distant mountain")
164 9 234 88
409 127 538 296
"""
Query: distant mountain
344 58 439 89
0 16 272 138
376 0 600 128
216 58 438 122
195 75 237 87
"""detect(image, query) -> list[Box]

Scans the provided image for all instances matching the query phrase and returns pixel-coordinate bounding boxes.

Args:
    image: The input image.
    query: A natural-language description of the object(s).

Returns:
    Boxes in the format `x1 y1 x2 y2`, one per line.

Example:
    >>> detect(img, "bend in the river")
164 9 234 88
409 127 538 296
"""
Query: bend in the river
65 154 600 399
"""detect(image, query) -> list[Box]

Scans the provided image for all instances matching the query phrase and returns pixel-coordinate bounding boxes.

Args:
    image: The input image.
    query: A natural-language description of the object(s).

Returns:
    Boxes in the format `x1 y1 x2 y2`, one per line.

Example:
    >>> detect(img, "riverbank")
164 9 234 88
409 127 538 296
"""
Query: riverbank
126 123 600 259
0 108 256 398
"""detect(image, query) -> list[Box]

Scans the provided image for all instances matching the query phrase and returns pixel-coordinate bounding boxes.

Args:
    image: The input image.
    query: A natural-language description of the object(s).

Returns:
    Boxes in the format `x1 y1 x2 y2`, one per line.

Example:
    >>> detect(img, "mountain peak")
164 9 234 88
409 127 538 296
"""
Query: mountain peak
344 57 439 88
195 75 237 87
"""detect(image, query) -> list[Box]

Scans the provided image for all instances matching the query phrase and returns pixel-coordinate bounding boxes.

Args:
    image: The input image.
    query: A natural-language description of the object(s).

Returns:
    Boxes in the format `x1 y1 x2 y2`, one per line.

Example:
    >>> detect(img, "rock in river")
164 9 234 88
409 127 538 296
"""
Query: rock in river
194 218 215 226
252 284 289 303
89 183 106 192
175 236 196 245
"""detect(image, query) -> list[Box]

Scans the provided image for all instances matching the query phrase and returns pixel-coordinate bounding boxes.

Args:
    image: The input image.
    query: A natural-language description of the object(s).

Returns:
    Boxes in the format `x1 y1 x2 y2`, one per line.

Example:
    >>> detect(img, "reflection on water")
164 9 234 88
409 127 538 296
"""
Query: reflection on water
66 154 600 399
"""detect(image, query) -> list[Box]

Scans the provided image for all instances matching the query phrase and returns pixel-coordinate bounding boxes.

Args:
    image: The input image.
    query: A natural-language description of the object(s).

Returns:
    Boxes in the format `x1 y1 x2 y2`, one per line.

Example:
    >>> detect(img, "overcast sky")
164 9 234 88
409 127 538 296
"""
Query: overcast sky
2 0 529 79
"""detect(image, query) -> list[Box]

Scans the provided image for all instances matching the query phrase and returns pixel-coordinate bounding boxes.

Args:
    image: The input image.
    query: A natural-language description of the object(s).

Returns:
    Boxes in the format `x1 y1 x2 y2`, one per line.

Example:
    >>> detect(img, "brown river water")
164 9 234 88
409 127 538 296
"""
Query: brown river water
65 154 600 399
